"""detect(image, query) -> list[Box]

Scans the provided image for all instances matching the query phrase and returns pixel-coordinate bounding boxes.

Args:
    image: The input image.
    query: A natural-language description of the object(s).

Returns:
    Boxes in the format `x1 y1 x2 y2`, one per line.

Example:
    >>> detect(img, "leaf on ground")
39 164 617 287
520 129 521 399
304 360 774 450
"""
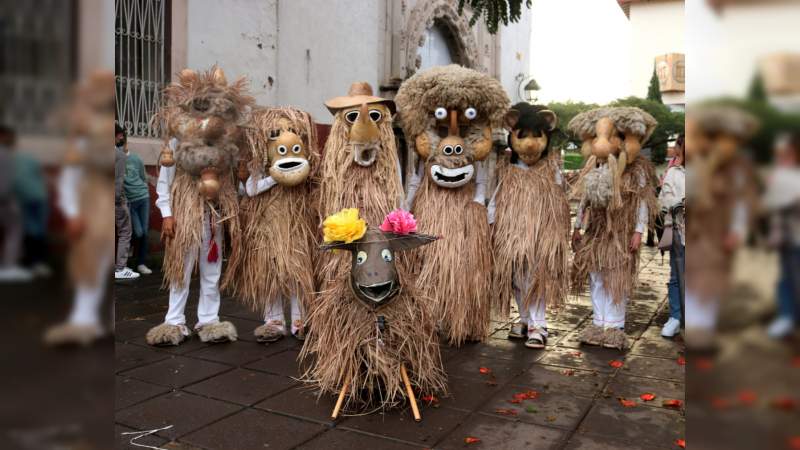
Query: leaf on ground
609 360 624 368
485 379 498 386
663 399 684 409
525 405 538 413
513 391 539 401
619 398 637 408
464 437 481 444
546 415 557 422
640 393 656 402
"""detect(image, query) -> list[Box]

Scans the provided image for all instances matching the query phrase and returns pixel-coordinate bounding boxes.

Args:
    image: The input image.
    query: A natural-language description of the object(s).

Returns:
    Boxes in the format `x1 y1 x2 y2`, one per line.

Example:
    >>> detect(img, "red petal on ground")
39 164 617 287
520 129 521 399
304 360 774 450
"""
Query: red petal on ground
494 408 519 416
662 399 684 408
770 396 797 411
479 367 492 374
789 436 800 450
572 351 583 357
737 390 757 406
792 356 800 368
421 395 438 404
677 356 686 366
508 399 522 404
562 369 575 376
464 437 481 444
675 438 686 448
640 393 656 402
609 360 624 368
619 398 637 408
710 397 730 409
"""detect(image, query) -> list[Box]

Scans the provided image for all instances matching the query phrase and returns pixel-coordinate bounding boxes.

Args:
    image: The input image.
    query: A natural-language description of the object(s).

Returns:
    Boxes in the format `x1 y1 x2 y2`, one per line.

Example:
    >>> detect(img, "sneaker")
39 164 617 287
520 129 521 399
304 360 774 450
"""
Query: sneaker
137 264 153 275
31 263 52 278
524 327 548 349
0 266 34 282
767 316 795 339
114 267 140 280
508 322 528 339
661 317 682 338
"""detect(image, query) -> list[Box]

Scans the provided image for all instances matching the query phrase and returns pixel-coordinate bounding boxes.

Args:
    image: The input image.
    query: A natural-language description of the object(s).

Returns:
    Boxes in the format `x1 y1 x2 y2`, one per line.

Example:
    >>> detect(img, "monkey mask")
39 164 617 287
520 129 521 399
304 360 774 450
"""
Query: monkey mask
265 117 312 187
504 103 559 166
321 209 436 310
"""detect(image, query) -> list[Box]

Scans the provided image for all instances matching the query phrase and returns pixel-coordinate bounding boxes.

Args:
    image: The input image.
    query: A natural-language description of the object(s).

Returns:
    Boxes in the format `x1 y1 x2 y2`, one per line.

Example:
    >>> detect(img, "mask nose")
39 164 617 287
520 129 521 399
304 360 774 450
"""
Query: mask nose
592 117 615 160
349 103 379 145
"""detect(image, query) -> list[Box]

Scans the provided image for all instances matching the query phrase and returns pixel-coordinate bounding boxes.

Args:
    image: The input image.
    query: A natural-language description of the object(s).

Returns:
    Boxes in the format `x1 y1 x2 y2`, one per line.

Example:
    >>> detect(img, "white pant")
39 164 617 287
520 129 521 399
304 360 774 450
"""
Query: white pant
685 290 718 330
512 271 547 329
590 272 627 328
164 213 223 328
69 253 111 326
264 294 303 333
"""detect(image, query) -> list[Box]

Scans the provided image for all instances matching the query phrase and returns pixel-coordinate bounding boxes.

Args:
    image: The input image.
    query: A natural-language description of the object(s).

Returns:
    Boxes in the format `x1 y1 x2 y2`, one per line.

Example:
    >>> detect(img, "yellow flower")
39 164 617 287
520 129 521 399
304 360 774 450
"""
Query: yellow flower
323 208 367 244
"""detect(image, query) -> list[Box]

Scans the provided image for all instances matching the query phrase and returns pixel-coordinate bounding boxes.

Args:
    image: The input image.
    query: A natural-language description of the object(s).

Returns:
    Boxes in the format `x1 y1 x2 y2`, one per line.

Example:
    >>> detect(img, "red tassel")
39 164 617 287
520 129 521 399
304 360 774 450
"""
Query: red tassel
207 240 219 263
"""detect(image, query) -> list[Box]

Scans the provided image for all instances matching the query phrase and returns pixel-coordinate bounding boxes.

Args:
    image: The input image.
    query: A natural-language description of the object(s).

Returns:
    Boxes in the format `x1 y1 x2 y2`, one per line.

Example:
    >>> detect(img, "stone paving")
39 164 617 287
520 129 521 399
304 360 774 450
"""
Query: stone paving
114 246 686 450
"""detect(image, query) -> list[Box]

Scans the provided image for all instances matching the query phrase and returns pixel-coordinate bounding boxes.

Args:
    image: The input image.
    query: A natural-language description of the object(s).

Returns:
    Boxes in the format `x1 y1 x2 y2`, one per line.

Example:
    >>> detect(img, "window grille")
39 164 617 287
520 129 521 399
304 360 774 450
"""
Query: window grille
115 0 170 138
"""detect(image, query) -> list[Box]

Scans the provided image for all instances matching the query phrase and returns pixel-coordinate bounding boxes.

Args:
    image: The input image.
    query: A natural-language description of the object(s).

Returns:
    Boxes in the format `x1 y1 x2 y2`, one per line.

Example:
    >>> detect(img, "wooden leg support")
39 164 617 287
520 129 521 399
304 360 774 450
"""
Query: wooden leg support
400 364 421 422
331 374 350 420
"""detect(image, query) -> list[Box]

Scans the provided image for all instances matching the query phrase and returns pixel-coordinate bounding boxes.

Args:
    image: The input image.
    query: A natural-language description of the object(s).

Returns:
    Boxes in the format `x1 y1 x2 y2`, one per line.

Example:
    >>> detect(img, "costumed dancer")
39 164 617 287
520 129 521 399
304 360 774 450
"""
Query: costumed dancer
44 72 116 346
395 65 509 346
684 105 757 349
488 103 570 349
146 66 253 346
568 107 658 350
300 208 445 420
222 107 319 343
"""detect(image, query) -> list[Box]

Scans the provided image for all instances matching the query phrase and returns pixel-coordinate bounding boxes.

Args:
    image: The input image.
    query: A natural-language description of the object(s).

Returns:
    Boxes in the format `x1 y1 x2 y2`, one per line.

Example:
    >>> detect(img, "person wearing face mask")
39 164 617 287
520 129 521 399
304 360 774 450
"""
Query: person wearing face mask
114 125 139 280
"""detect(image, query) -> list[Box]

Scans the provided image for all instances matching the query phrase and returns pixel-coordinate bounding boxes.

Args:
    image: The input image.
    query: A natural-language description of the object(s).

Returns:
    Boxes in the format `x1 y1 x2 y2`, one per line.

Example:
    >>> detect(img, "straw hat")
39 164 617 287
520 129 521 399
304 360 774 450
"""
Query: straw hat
324 82 396 115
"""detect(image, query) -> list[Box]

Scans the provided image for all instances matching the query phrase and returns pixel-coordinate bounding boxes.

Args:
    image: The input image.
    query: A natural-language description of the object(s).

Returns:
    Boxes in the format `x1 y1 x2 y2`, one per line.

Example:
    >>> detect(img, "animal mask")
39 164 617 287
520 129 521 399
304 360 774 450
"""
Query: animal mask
395 65 510 189
325 82 395 167
65 71 116 171
157 65 254 199
321 209 436 309
505 103 558 166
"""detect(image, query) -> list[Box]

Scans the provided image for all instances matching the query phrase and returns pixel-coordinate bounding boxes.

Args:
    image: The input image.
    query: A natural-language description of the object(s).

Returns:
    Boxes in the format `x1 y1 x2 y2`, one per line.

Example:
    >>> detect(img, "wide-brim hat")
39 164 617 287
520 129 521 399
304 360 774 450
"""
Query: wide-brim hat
324 81 396 116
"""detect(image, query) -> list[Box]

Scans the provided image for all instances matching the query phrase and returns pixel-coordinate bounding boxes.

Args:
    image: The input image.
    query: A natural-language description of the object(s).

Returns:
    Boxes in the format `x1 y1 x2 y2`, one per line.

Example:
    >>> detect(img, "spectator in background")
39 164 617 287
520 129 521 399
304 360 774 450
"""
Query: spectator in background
115 125 139 280
660 134 685 338
764 133 800 339
12 132 51 277
121 129 152 275
0 126 33 282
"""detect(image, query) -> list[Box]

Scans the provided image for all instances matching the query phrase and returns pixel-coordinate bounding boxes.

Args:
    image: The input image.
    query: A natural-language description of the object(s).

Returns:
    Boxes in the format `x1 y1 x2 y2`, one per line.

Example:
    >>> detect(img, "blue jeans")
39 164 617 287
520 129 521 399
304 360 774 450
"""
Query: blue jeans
127 197 150 267
20 200 49 266
777 245 800 321
667 242 685 321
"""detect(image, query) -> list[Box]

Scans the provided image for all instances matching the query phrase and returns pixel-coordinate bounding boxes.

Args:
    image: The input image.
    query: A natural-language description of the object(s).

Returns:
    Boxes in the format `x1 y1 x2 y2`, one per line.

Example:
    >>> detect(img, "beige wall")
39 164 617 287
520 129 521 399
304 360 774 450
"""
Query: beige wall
629 0 685 105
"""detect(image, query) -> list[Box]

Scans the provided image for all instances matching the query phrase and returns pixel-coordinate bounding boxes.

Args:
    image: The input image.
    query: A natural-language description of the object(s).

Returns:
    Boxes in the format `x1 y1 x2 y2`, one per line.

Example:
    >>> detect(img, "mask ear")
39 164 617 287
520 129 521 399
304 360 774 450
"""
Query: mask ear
320 241 357 252
504 109 520 130
387 233 438 252
538 110 558 131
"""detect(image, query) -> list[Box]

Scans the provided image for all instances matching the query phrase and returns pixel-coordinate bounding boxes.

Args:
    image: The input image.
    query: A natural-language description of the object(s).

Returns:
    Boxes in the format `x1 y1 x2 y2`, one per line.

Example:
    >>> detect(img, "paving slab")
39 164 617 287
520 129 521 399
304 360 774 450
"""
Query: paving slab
478 385 594 429
603 374 685 406
254 383 342 425
629 336 684 359
183 339 285 366
116 376 170 411
510 363 609 398
444 354 532 385
435 413 567 450
340 405 470 446
245 349 306 377
564 432 673 450
623 355 685 382
183 368 296 406
578 400 685 449
120 355 232 388
299 429 420 450
115 341 170 373
116 424 169 450
437 374 504 411
539 347 623 374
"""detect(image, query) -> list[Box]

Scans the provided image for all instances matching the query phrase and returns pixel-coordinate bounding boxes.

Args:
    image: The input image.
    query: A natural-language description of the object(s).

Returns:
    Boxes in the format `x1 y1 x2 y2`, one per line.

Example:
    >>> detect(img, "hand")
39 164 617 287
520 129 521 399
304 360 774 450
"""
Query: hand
65 218 85 241
724 232 741 252
629 231 642 252
161 216 175 241
571 229 582 251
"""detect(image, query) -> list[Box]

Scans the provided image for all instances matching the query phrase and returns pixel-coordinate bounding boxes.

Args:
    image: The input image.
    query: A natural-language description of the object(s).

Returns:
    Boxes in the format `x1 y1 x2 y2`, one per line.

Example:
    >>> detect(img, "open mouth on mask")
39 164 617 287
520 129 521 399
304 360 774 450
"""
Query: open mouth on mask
273 157 308 172
352 143 378 167
430 164 474 188
356 281 397 303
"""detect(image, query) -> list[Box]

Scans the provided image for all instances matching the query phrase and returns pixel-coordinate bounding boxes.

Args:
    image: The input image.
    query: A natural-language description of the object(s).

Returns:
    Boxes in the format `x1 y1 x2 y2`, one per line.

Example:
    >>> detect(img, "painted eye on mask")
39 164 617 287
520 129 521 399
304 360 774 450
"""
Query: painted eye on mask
442 145 454 156
356 251 367 265
291 144 302 154
434 107 448 120
464 107 477 120
345 111 359 124
454 144 463 155
381 249 392 262
277 145 288 155
369 109 382 122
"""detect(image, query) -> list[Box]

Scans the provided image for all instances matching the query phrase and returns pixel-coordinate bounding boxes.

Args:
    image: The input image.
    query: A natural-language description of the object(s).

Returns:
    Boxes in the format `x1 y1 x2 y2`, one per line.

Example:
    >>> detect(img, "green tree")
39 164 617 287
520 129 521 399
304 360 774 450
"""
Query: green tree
545 100 600 151
457 0 533 34
747 72 768 104
609 97 684 164
647 67 663 104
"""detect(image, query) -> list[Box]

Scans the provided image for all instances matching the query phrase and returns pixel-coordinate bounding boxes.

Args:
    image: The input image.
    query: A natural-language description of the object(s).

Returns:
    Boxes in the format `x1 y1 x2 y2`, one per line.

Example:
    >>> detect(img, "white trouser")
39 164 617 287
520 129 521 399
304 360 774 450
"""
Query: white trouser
264 294 303 333
512 271 547 330
590 272 627 328
69 253 112 326
164 213 223 328
684 290 718 330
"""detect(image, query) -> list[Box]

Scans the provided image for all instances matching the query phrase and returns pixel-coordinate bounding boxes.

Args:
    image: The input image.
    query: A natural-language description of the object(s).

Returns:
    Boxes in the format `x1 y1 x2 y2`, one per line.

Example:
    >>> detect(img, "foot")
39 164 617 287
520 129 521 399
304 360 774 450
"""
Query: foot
196 321 238 343
44 322 103 346
254 320 285 343
661 317 682 338
291 320 306 341
136 264 153 275
767 316 795 339
579 324 604 346
114 267 140 280
146 323 190 346
508 322 528 340
0 266 34 282
602 327 629 350
524 327 548 349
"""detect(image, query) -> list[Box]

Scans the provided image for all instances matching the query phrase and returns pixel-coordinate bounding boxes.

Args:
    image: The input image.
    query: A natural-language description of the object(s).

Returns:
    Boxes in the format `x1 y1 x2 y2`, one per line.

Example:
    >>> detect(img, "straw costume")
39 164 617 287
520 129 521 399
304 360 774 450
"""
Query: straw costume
488 103 570 349
222 107 319 342
301 208 445 420
395 65 510 346
569 107 658 350
146 66 254 346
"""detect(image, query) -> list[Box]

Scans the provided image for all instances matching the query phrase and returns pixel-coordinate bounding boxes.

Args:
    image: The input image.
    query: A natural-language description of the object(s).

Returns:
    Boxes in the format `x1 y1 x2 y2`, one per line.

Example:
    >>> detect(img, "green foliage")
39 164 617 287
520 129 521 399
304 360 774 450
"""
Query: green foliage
747 72 768 104
647 67 663 104
562 152 584 171
609 97 683 164
546 100 600 150
457 0 533 34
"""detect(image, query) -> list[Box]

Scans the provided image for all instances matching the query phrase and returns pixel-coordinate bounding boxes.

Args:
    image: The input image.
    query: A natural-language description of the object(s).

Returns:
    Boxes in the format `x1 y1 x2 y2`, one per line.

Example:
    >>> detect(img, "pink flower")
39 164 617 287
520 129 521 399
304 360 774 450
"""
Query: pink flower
380 209 417 235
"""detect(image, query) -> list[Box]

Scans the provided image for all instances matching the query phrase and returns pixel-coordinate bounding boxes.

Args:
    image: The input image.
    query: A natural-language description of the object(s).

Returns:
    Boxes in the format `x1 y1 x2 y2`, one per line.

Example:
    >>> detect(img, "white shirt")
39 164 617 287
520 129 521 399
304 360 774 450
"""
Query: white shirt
57 165 82 219
155 138 179 218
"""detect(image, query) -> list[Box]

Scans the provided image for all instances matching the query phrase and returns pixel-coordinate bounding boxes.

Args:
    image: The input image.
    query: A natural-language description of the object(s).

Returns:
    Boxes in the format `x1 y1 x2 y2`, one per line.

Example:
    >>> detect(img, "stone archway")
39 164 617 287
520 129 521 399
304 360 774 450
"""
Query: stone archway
402 0 482 78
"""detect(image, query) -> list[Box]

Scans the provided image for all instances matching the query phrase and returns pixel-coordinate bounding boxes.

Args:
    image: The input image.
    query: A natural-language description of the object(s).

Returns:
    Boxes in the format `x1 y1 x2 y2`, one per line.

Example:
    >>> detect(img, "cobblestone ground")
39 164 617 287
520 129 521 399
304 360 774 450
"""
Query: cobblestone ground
114 246 685 450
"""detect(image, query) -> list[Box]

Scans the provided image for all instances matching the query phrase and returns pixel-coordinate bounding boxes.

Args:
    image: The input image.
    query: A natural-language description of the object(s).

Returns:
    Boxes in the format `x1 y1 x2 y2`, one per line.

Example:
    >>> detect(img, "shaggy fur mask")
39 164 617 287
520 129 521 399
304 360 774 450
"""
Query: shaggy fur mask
505 102 558 166
396 65 510 188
